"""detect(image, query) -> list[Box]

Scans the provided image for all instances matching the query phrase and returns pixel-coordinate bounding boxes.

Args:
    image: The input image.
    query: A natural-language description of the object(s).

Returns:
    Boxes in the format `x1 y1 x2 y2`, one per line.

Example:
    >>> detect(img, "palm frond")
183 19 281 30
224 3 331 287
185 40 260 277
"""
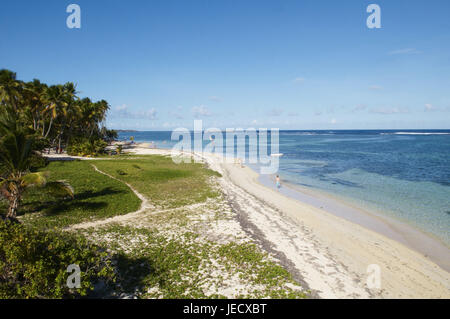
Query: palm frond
0 112 35 172
0 179 7 190
45 180 74 199
21 171 48 187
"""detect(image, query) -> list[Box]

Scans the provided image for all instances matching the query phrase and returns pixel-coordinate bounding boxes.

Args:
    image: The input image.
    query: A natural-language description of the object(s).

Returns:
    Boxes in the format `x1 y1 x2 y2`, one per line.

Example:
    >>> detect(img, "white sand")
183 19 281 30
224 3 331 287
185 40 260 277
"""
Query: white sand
223 162 450 298
129 146 450 298
57 145 450 298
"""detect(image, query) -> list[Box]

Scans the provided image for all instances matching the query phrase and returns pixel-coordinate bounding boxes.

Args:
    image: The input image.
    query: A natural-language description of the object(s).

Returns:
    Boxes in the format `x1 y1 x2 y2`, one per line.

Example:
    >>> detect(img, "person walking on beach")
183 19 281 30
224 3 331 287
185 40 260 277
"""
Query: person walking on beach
276 175 281 190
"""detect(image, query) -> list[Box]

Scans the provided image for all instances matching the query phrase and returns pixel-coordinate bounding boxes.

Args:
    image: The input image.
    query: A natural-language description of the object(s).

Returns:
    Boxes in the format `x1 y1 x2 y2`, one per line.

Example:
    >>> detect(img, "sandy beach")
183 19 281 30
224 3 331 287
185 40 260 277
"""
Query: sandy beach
125 144 450 298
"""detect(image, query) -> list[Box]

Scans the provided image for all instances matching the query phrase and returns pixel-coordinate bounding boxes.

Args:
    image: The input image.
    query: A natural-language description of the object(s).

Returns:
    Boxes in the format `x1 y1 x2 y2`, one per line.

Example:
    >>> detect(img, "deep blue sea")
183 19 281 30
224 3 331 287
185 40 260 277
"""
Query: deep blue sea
118 130 450 245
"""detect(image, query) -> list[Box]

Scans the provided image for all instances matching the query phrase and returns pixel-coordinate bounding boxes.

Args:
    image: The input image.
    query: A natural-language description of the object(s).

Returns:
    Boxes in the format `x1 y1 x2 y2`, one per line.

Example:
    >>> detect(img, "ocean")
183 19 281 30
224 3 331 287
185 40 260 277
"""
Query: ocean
118 130 450 246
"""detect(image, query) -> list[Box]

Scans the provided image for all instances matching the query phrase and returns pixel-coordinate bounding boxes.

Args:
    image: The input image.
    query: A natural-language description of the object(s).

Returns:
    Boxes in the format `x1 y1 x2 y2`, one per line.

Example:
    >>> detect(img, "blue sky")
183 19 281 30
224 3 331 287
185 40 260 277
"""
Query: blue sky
1 0 449 130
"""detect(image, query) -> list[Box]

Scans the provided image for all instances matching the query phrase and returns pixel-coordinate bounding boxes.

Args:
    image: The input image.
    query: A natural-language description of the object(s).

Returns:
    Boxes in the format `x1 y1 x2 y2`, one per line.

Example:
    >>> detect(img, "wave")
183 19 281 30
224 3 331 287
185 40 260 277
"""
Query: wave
381 132 450 135
279 132 336 136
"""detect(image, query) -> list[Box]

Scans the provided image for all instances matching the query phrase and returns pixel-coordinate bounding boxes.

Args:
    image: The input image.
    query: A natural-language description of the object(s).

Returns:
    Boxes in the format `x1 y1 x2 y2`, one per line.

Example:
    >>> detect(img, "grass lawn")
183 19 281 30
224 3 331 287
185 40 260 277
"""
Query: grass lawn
17 160 141 229
5 155 221 229
93 155 221 209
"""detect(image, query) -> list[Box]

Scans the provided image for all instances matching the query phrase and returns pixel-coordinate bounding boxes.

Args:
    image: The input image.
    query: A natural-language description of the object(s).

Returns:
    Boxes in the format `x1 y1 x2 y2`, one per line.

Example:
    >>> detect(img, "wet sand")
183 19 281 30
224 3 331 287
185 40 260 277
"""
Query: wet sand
258 174 450 272
213 157 450 298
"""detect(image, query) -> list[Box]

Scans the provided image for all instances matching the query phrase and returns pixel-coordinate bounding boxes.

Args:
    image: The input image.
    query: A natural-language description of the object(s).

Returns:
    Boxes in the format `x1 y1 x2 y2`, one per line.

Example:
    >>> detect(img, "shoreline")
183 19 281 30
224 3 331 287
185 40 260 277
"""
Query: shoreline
126 142 450 268
216 157 450 298
118 144 450 297
257 172 450 273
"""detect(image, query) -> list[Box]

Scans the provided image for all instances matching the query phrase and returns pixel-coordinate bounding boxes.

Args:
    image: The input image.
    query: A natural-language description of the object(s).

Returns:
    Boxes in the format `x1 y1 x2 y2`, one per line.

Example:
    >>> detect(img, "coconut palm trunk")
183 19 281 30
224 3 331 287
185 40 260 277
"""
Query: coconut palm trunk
44 117 53 138
7 189 20 219
0 174 23 220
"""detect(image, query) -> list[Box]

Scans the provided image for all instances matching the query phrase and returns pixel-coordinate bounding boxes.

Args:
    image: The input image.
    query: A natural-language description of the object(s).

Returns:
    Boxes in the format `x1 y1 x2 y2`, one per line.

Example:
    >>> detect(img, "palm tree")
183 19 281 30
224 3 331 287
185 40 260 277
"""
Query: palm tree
0 111 74 220
64 98 82 147
0 69 23 111
42 84 64 139
1 69 113 158
54 83 78 153
78 98 98 137
22 79 48 131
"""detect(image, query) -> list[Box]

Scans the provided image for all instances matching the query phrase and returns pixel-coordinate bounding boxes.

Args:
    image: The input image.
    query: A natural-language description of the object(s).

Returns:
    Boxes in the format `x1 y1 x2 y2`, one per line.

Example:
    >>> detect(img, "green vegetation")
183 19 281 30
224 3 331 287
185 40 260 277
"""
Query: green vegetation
0 112 74 220
0 154 307 299
94 155 221 208
11 155 219 228
0 70 121 299
66 138 108 157
0 69 116 156
0 221 114 299
0 69 119 221
81 202 307 299
18 161 140 229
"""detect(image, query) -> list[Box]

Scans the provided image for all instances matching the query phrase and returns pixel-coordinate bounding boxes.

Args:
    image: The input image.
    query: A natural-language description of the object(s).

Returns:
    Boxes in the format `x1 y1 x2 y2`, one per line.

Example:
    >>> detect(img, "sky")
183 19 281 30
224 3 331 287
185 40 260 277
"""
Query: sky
1 0 450 130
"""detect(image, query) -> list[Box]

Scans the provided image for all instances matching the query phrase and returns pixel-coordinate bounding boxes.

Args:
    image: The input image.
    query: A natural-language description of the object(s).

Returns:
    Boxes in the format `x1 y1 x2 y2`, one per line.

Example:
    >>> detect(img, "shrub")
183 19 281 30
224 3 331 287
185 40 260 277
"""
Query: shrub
116 169 127 176
32 136 50 153
93 139 108 154
0 221 115 298
29 153 49 171
103 129 118 143
67 138 108 157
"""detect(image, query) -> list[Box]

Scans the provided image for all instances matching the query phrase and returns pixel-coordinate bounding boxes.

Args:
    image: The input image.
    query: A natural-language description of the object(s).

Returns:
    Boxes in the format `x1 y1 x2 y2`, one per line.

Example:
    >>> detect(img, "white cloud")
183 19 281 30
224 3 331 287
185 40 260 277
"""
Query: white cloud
115 104 128 111
141 108 158 120
369 107 409 114
113 107 157 120
388 48 421 55
268 108 284 117
163 122 178 128
424 103 436 112
292 77 305 83
169 106 184 119
209 96 221 102
369 85 383 90
191 105 212 118
424 104 450 112
352 104 367 112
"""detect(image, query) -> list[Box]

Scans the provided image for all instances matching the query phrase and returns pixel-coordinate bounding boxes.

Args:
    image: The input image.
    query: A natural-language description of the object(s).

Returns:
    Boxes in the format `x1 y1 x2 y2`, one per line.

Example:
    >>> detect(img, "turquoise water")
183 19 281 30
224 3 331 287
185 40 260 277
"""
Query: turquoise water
118 130 450 246
276 130 450 246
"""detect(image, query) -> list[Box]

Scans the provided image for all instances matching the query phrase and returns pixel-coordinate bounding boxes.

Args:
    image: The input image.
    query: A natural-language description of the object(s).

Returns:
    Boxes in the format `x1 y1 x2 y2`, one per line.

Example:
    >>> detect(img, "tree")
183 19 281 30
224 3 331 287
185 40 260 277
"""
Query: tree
54 82 78 153
0 70 23 112
0 69 114 157
22 79 48 131
0 111 74 220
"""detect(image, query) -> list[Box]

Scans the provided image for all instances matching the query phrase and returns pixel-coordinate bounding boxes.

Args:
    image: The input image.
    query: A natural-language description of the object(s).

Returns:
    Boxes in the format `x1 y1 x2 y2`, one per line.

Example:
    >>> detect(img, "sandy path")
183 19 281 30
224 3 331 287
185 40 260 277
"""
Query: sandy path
68 162 212 230
69 164 153 230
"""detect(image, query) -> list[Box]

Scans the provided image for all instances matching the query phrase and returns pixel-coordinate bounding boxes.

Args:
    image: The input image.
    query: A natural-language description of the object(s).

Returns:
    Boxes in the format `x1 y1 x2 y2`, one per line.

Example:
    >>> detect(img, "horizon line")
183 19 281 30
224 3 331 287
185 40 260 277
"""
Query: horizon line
112 128 450 132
